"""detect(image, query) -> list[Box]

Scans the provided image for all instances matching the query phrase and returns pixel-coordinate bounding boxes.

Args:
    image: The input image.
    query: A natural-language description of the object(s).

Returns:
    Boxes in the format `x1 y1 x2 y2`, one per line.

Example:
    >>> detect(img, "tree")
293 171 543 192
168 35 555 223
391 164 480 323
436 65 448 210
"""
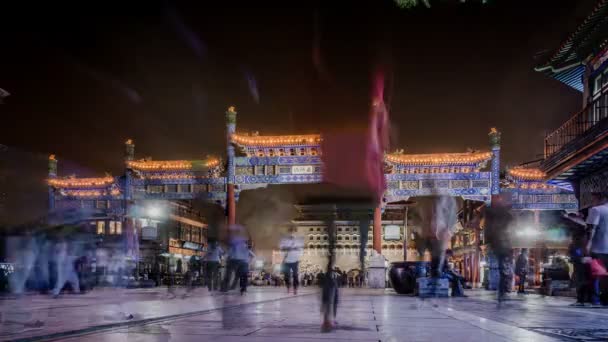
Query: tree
394 0 488 9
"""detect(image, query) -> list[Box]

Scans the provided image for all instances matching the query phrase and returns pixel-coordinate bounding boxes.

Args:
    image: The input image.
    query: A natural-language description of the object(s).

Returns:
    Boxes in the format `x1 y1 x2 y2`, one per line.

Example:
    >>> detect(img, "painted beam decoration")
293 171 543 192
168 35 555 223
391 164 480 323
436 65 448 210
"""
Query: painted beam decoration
505 167 578 210
384 149 493 203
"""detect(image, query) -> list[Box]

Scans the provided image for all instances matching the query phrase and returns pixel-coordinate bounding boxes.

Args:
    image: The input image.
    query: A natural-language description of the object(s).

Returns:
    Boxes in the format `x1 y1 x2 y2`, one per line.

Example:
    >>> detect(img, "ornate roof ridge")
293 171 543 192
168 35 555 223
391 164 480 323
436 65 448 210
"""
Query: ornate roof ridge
536 0 608 71
507 167 547 181
385 151 492 166
231 133 321 147
48 176 115 188
127 157 219 170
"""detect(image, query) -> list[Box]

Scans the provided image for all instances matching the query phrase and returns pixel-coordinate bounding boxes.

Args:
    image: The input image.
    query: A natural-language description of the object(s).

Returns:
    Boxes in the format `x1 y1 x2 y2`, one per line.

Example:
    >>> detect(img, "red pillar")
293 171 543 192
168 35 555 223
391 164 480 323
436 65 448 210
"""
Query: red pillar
373 206 382 254
227 184 236 225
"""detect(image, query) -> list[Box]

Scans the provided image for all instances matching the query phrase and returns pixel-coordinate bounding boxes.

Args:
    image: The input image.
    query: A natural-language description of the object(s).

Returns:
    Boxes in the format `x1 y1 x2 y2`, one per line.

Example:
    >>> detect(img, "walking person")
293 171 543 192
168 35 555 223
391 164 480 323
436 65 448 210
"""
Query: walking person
52 238 81 298
183 256 199 297
515 249 529 294
280 226 303 295
586 191 608 306
569 228 591 306
7 229 39 296
484 193 515 302
321 267 340 332
415 195 459 279
222 224 255 295
205 240 223 292
167 256 177 298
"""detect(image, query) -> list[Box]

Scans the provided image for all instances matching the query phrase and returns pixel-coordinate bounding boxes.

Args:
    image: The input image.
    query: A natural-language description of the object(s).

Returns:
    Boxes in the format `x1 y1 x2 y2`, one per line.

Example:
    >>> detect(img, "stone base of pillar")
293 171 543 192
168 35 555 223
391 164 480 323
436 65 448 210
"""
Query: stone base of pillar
367 267 386 288
367 253 387 289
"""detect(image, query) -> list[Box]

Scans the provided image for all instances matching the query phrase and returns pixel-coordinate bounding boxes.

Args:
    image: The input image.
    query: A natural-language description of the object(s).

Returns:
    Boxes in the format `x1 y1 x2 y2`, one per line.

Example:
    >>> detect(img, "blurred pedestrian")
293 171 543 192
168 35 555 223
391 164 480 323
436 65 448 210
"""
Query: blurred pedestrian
222 224 255 295
569 228 591 306
52 238 80 298
280 226 303 295
6 228 38 296
586 191 608 306
515 249 529 294
484 193 514 302
321 267 340 332
415 195 458 279
167 256 177 298
444 249 466 297
205 240 224 292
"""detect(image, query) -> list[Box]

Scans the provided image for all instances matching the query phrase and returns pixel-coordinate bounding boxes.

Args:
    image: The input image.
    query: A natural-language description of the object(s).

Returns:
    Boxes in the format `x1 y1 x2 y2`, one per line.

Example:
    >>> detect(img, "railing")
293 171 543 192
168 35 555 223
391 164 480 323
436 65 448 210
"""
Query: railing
544 93 608 158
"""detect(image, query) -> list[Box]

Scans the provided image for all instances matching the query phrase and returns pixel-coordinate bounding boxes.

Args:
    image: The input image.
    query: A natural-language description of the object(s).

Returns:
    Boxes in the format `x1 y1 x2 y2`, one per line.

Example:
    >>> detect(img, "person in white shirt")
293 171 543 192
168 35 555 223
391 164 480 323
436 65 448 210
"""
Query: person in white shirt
280 226 303 295
586 191 608 305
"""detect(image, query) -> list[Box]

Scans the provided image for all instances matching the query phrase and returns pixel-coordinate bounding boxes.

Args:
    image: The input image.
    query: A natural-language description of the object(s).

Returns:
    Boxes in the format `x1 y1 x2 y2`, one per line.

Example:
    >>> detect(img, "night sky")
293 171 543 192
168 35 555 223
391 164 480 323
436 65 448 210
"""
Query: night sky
1 0 594 177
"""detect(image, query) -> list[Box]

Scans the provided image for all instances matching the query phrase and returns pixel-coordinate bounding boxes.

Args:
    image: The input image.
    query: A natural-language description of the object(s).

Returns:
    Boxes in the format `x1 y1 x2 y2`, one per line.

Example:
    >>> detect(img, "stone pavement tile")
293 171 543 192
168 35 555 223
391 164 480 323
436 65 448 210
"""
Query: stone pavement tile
250 325 380 340
60 331 223 342
118 323 259 336
378 318 473 329
0 288 318 341
213 336 379 342
381 327 513 342
433 306 560 342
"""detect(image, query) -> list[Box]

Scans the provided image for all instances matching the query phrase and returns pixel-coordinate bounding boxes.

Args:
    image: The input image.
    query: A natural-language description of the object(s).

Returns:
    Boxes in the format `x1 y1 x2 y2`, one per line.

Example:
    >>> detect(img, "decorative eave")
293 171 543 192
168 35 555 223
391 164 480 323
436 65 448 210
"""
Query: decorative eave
534 0 608 91
385 151 492 168
48 176 115 189
507 167 547 181
231 133 322 147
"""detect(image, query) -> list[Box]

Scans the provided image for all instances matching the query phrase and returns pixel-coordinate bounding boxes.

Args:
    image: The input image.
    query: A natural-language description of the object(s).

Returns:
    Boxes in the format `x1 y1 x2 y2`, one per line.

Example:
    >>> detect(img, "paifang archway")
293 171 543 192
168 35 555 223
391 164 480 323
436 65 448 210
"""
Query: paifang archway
46 107 577 266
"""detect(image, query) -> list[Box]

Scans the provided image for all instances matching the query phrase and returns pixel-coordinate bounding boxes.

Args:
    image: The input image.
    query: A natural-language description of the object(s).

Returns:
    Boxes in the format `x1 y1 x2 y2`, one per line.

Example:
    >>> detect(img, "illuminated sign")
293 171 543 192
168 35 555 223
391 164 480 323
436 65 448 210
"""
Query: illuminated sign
384 225 401 241
292 165 314 174
183 242 202 250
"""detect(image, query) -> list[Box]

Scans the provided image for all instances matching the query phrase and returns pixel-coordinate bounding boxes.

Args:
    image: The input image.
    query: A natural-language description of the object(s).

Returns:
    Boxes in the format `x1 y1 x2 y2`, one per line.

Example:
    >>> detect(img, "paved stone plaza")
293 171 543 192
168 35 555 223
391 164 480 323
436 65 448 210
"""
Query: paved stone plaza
2 288 608 341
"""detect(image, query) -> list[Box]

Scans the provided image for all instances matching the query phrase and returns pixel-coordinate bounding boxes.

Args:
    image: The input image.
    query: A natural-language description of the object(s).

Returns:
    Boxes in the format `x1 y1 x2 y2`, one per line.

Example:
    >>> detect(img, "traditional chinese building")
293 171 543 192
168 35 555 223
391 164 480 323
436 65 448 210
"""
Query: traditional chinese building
46 107 577 286
536 0 608 210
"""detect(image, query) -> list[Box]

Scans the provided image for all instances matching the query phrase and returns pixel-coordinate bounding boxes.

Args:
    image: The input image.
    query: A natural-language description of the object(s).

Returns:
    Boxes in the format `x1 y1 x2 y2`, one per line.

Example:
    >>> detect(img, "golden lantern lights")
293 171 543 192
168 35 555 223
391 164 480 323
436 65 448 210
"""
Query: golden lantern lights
127 160 193 170
508 168 546 181
205 158 220 168
48 176 114 188
385 152 492 166
231 133 322 147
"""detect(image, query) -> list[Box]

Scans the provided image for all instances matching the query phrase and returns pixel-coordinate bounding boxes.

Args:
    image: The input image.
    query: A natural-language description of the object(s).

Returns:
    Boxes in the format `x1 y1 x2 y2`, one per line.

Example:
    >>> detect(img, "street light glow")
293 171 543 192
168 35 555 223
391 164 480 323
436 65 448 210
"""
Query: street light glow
146 205 163 219
516 227 541 237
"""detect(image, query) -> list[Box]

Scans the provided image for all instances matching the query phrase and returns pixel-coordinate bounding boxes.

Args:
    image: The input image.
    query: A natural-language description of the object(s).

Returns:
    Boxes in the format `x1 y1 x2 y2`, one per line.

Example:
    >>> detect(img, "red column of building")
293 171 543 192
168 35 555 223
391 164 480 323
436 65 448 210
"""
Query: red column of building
373 206 382 254
227 184 236 225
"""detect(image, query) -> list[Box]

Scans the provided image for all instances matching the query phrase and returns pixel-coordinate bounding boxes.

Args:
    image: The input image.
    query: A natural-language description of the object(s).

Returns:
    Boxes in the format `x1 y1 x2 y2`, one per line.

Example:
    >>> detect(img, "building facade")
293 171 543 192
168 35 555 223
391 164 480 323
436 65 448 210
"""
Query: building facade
536 0 608 210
